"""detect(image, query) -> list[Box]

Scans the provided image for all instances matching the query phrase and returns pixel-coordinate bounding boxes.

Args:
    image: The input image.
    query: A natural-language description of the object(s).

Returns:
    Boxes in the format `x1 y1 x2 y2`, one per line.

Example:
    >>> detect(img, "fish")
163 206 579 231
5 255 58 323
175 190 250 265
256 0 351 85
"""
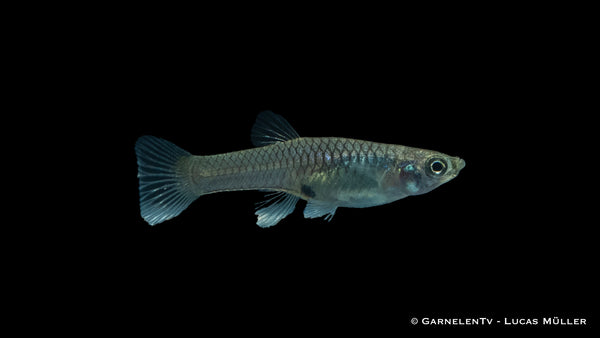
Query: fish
135 111 465 227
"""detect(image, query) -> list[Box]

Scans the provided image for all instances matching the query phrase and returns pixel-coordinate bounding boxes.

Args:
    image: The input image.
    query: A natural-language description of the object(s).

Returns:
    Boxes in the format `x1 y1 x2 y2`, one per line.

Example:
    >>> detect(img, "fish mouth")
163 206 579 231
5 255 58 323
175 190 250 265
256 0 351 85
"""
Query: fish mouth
456 158 466 171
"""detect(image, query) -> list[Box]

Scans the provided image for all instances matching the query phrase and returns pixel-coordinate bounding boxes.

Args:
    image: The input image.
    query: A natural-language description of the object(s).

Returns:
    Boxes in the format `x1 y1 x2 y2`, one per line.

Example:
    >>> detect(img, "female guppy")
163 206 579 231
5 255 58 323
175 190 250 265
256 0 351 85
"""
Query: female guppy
136 111 465 227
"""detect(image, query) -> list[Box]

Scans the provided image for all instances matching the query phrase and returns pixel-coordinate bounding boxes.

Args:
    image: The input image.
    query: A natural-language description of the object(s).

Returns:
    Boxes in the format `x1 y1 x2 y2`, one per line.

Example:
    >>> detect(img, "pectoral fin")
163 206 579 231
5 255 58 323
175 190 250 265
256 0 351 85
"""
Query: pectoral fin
303 200 338 222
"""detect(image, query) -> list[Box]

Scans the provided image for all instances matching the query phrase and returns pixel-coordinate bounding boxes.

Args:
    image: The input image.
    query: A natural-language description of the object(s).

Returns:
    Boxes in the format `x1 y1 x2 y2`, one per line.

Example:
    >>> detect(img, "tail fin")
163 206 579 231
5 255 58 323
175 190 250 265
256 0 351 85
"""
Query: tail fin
135 136 198 225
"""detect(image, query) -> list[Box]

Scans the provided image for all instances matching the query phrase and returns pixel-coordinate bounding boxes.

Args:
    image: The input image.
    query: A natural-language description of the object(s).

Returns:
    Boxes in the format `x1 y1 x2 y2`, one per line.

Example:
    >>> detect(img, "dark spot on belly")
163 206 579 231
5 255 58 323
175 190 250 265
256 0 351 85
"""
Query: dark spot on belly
301 184 316 198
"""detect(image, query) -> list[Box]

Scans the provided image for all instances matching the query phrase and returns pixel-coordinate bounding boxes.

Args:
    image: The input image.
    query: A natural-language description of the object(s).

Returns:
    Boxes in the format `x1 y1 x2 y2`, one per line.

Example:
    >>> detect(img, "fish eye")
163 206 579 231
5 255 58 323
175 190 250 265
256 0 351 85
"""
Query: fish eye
431 161 444 173
427 158 447 176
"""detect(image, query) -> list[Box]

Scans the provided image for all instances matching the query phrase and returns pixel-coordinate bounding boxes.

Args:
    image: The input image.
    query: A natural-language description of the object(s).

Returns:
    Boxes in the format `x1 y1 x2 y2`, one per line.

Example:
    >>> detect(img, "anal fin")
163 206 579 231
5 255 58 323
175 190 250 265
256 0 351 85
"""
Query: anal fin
255 192 300 228
303 200 338 222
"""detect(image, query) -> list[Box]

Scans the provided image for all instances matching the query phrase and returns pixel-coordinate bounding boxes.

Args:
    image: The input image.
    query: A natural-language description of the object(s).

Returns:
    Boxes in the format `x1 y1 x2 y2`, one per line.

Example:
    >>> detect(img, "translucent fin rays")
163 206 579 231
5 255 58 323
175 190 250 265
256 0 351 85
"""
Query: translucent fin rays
250 111 300 147
135 136 198 225
255 191 300 228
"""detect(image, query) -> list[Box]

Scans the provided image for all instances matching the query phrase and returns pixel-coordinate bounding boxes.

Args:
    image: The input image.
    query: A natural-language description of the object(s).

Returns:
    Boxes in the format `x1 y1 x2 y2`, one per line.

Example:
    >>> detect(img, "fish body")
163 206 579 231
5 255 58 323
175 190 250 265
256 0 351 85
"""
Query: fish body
136 111 465 227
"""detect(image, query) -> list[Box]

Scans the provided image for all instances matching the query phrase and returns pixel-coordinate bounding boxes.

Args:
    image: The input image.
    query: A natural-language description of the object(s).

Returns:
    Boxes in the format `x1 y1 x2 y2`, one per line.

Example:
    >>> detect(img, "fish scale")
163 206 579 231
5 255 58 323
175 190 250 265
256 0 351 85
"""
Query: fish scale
135 111 465 227
184 137 396 198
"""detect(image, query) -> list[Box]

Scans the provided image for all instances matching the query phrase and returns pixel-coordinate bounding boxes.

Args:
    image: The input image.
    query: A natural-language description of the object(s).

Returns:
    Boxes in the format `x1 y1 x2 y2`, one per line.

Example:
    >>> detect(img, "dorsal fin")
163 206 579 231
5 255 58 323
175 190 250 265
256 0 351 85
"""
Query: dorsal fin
251 111 300 147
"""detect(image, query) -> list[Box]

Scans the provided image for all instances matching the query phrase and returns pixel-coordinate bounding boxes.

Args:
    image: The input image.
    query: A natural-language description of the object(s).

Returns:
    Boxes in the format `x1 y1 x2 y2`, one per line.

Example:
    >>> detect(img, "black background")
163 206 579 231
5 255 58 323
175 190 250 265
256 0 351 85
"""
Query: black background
66 5 595 334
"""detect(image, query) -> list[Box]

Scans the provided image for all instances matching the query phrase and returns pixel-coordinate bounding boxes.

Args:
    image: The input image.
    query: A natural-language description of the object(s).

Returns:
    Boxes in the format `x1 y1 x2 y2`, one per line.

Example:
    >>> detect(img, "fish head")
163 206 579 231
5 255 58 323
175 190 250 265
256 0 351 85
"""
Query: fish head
395 151 465 196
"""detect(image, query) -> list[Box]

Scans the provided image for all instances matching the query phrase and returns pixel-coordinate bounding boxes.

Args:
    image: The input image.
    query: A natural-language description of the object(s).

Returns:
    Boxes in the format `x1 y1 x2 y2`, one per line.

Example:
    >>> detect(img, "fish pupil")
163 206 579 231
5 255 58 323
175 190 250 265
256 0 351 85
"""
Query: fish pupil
431 161 444 173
